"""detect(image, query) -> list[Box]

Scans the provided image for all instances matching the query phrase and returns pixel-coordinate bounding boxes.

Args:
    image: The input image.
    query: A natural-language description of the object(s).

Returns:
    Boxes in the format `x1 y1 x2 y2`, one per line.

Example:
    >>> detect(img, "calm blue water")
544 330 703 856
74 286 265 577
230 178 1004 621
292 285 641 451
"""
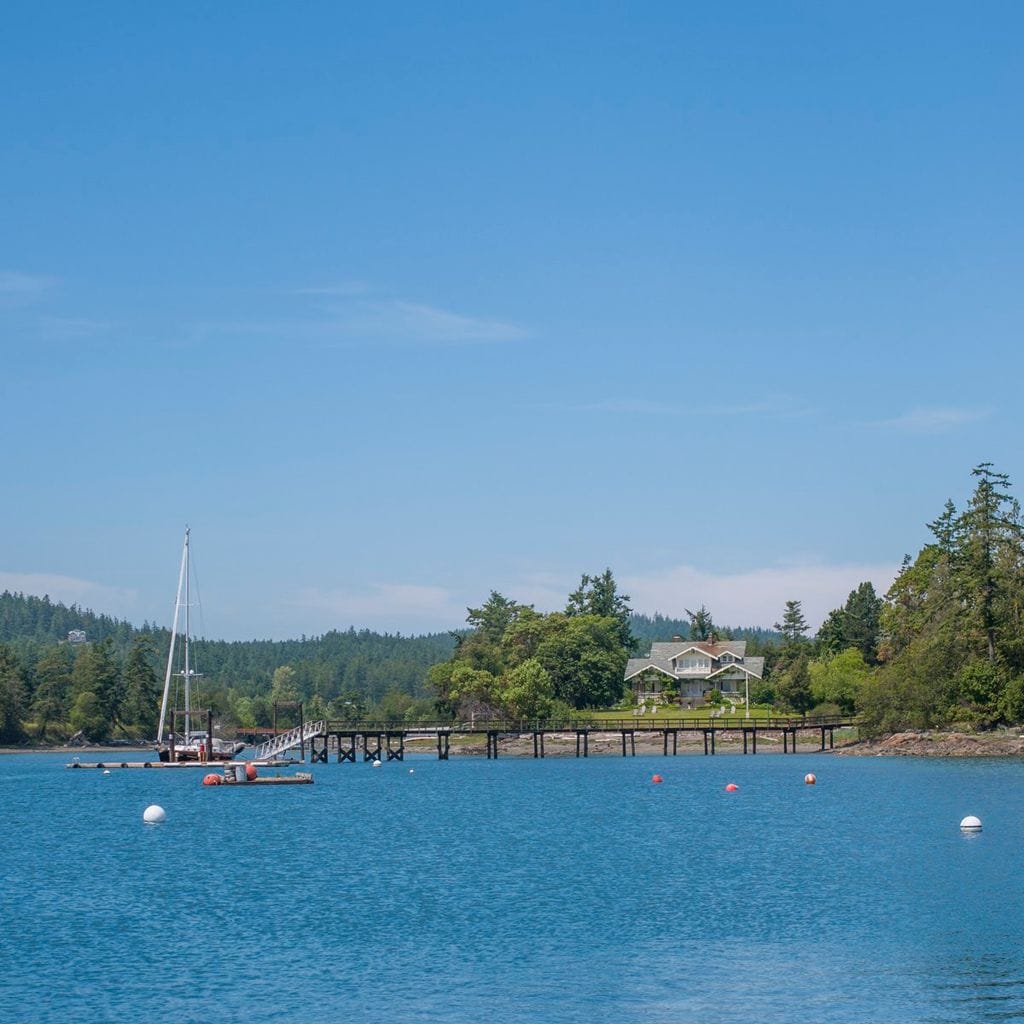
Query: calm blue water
2 751 1024 1023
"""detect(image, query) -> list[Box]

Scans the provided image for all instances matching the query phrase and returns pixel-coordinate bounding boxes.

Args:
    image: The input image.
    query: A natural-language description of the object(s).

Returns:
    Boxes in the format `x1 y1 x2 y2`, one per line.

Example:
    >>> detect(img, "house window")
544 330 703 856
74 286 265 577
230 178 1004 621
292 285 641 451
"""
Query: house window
677 655 711 673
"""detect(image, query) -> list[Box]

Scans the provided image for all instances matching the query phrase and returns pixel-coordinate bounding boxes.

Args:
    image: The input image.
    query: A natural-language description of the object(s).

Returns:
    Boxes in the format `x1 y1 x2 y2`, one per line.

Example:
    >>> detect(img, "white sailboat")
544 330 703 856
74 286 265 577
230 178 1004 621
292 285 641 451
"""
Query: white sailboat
156 528 245 762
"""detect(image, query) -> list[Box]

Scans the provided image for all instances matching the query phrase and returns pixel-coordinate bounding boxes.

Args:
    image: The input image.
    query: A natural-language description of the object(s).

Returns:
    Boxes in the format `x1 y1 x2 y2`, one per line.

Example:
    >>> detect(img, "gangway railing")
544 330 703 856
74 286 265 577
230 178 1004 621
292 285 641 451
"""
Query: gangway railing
254 719 326 761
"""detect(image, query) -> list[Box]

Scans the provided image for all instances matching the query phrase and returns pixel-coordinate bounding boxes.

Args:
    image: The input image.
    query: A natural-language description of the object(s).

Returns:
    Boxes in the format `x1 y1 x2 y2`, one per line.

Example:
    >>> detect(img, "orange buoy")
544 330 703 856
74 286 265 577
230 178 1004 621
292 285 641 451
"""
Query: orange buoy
651 774 663 784
725 783 739 792
805 773 816 785
245 763 258 781
202 773 222 786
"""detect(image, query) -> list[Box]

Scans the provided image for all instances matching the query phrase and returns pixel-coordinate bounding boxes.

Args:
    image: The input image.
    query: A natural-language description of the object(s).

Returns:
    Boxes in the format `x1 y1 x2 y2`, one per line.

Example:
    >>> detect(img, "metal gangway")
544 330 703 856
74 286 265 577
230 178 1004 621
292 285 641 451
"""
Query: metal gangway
254 719 325 761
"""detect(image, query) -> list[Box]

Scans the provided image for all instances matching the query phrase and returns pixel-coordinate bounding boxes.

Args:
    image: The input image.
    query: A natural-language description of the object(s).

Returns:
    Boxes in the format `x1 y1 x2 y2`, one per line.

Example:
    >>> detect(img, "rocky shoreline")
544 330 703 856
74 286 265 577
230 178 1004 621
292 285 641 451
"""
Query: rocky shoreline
835 729 1024 758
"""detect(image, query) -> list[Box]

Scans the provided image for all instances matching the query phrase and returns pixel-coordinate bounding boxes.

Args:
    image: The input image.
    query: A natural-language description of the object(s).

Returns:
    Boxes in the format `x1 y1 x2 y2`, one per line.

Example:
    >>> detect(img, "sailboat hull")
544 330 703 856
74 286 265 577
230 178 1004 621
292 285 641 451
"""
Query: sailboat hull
156 741 246 763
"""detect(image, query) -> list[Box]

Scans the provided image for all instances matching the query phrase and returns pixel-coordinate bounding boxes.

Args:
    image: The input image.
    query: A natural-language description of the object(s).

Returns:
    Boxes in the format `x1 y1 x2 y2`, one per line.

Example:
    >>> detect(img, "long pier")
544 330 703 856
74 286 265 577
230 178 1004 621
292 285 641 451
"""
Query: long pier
273 715 858 762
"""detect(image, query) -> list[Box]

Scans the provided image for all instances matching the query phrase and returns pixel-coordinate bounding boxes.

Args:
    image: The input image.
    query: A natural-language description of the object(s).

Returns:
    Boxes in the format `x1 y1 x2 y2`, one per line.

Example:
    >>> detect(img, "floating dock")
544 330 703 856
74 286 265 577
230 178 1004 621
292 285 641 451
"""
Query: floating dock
65 759 301 770
219 772 313 786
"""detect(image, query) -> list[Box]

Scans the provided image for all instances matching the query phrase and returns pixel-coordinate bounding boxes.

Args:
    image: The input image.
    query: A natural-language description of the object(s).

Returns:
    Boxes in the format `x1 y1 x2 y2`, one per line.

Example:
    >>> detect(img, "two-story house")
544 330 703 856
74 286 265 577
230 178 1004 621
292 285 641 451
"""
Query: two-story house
624 637 764 709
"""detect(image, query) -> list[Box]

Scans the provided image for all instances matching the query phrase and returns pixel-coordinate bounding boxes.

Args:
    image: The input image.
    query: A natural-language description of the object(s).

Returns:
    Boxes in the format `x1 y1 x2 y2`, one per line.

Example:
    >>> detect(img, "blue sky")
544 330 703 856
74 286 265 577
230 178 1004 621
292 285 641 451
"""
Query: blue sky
2 3 1022 639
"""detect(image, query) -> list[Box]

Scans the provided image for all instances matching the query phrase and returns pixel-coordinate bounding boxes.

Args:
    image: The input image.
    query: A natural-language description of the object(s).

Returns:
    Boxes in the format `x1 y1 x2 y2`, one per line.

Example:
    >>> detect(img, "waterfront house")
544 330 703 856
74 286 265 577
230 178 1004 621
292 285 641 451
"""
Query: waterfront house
624 637 765 709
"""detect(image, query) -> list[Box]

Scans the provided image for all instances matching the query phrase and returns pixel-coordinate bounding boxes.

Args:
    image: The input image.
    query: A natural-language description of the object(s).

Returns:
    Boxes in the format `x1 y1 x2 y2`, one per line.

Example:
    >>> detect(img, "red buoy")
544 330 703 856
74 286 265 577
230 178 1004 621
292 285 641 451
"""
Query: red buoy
725 783 739 792
651 774 663 784
202 773 222 786
805 773 816 785
245 763 258 781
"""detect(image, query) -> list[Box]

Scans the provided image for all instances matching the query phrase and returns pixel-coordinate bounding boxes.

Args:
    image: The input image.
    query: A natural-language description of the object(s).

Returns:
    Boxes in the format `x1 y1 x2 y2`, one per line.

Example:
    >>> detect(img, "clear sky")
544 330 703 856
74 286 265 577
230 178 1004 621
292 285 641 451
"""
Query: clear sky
2 3 1022 640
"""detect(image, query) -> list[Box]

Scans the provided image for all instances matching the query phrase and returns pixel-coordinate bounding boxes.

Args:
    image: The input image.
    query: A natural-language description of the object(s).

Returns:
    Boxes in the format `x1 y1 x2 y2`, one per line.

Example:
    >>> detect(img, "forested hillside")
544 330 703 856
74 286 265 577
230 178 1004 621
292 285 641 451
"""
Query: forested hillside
0 591 458 742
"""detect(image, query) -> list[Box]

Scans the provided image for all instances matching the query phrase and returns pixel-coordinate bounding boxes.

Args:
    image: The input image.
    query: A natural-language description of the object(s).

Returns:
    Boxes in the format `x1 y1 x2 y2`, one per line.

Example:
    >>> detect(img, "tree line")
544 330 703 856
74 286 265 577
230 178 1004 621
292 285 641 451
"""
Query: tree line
3 463 1023 742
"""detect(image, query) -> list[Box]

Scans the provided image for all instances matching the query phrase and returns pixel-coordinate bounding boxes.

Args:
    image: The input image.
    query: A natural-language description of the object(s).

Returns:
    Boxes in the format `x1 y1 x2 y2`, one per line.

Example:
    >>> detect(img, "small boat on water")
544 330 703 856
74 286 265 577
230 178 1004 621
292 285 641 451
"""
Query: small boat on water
155 528 245 763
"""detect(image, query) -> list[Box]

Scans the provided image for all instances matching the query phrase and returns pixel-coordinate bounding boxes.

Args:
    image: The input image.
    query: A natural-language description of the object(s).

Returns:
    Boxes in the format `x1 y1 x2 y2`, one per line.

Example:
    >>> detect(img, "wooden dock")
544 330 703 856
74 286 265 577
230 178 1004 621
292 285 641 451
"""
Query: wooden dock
294 715 858 762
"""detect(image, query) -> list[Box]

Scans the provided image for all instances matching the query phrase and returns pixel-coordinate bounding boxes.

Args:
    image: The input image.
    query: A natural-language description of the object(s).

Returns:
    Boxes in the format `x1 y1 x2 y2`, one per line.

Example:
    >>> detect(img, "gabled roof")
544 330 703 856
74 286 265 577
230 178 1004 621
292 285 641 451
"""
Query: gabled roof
624 658 676 681
707 656 764 681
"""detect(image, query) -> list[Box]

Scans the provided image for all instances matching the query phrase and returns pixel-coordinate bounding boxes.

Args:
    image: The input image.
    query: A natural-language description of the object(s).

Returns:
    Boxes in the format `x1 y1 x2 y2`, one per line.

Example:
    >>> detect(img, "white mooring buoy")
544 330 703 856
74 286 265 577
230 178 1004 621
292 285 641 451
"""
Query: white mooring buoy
143 804 167 824
372 759 382 768
960 815 982 833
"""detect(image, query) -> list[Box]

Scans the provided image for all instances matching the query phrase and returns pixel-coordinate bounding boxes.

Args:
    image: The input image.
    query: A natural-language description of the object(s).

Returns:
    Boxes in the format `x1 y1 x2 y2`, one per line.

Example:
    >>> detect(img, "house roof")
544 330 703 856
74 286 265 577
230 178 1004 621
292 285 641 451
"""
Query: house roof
624 658 676 681
649 640 747 660
707 656 764 681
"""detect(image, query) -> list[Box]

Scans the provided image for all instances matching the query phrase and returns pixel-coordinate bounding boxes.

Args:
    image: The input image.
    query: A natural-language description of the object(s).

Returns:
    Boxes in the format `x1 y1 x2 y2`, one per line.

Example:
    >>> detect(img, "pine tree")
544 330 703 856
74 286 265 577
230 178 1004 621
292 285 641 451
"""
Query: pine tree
566 569 636 652
121 636 160 736
0 643 26 743
31 646 72 740
685 605 715 641
774 600 809 646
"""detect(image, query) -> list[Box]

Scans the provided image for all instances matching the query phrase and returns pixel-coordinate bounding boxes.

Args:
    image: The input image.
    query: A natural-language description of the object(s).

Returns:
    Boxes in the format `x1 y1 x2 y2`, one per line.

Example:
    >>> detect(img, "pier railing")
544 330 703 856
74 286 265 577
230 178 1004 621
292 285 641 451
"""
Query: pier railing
254 719 327 760
319 714 859 734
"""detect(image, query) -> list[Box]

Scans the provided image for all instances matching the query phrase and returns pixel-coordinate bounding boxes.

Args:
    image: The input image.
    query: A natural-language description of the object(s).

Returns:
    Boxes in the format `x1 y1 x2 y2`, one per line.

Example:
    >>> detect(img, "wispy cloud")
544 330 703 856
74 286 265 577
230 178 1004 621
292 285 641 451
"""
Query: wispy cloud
875 407 990 434
288 582 467 633
619 562 901 631
0 571 138 618
39 316 112 340
329 300 528 343
0 271 57 308
194 295 528 347
292 281 371 297
0 271 56 295
563 395 815 418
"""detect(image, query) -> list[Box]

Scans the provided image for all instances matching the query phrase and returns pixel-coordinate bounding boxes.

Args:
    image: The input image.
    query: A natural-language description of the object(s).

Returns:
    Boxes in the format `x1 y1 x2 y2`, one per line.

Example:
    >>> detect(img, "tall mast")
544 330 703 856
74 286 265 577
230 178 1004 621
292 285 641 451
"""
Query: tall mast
183 527 192 742
157 528 189 744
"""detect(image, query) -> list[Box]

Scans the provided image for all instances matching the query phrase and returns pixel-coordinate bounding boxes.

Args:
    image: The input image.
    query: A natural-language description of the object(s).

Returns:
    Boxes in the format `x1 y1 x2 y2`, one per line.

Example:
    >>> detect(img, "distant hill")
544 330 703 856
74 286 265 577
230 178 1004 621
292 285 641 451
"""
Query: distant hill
0 590 456 702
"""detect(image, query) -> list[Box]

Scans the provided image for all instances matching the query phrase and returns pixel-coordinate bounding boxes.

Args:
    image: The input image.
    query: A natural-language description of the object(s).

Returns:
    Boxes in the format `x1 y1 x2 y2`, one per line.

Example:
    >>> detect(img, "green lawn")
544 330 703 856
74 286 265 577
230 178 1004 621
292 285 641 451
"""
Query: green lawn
589 705 777 724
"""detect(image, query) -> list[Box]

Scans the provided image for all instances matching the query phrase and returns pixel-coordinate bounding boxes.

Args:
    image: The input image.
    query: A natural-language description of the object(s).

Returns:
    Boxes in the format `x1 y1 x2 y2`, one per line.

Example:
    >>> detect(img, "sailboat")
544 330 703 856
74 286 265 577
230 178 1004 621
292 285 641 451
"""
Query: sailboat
155 528 245 762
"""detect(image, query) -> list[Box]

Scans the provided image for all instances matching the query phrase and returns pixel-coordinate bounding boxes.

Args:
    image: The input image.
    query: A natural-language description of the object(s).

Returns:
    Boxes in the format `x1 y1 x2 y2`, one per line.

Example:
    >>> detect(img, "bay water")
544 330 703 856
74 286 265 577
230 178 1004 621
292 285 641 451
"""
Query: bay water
2 751 1023 1023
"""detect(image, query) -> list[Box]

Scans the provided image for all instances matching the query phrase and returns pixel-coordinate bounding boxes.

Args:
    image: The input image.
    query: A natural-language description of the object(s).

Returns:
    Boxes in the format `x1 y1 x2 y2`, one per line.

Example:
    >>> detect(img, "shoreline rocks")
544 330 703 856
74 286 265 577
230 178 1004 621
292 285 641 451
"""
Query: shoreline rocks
836 729 1024 757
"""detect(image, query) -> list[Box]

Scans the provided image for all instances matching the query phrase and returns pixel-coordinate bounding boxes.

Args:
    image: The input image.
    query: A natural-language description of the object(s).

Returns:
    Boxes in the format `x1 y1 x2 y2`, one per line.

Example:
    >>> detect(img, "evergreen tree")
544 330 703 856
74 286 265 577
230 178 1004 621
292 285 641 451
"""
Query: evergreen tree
817 582 882 664
466 592 529 645
566 569 637 652
774 600 809 647
121 636 160 735
775 654 813 715
867 463 1024 730
71 638 122 735
958 463 1022 664
0 643 27 743
685 605 715 641
31 646 72 740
